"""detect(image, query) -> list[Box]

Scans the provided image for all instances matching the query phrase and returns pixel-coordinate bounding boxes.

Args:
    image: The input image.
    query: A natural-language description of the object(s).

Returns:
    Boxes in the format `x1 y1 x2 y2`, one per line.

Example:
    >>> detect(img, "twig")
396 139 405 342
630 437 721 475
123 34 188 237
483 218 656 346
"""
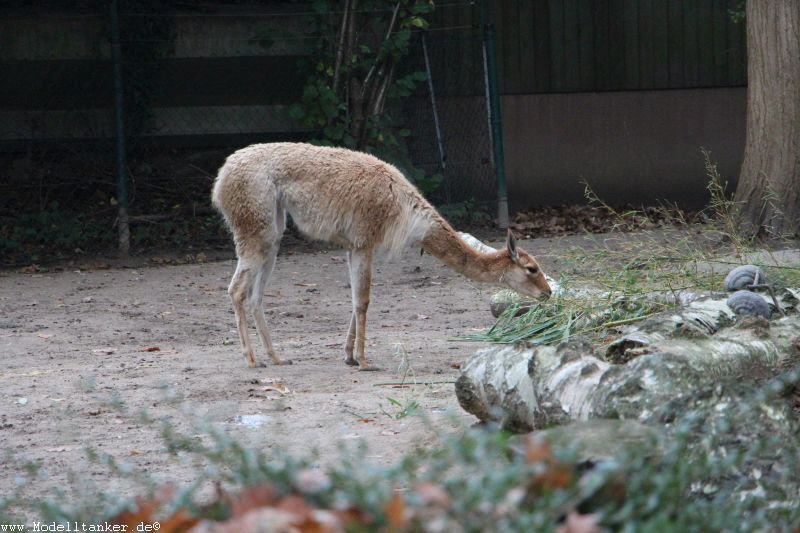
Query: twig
373 381 455 387
748 282 787 317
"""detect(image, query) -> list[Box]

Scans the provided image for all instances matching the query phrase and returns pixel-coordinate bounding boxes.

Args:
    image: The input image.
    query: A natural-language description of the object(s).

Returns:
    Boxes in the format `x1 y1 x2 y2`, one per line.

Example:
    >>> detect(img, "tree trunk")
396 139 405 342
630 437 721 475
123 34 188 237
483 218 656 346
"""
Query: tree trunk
734 1 800 237
456 292 800 432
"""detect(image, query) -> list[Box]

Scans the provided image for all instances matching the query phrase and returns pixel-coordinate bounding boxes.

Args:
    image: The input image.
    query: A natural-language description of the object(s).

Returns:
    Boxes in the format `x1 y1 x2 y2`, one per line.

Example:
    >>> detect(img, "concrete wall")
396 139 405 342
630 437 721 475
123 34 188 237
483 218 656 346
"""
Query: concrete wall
501 87 747 209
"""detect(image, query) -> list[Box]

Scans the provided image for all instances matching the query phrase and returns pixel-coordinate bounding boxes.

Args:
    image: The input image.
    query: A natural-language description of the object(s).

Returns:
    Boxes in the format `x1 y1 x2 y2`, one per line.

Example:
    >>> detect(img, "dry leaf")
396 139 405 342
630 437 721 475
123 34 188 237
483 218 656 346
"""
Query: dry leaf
141 346 161 352
413 483 450 508
111 486 198 533
227 485 278 518
261 383 291 394
384 491 407 530
525 439 573 491
555 511 601 533
294 468 331 494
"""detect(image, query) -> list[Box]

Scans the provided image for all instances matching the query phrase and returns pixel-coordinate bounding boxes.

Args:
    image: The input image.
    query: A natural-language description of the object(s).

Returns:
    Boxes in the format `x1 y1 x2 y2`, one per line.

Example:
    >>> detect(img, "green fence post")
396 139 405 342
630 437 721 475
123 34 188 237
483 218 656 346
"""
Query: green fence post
110 0 130 255
480 0 509 229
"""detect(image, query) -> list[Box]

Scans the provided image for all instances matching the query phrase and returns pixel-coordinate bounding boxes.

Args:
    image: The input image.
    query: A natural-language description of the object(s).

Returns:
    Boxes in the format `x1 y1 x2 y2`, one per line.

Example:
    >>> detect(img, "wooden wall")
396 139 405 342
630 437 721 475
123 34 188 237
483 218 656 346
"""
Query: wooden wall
430 0 747 95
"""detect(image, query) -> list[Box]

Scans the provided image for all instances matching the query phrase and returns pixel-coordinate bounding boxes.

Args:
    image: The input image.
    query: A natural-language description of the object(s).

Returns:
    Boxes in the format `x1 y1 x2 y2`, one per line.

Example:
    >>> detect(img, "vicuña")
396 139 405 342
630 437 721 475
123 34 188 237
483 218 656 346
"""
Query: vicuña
212 143 551 370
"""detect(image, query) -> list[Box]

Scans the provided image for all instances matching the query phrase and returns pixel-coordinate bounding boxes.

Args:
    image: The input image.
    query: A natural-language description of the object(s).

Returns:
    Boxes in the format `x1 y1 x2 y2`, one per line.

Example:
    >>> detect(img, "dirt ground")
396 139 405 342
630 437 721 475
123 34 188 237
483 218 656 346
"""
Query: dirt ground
0 231 571 498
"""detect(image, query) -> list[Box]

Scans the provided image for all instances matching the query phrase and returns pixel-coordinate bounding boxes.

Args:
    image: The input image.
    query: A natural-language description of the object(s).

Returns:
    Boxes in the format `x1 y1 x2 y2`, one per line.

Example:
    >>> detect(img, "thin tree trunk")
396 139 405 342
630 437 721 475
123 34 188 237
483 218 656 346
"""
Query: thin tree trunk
332 0 353 96
734 1 800 237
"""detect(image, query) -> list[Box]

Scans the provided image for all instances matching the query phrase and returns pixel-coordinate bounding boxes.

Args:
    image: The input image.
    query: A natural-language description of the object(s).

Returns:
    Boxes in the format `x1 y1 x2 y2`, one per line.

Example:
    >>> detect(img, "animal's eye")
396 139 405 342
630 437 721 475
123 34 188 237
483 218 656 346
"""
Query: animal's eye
526 266 538 275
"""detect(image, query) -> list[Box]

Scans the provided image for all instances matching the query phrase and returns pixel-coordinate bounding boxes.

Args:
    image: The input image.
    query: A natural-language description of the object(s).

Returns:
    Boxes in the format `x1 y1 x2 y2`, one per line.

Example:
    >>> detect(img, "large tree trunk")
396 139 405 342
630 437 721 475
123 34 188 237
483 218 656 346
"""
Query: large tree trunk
734 1 800 237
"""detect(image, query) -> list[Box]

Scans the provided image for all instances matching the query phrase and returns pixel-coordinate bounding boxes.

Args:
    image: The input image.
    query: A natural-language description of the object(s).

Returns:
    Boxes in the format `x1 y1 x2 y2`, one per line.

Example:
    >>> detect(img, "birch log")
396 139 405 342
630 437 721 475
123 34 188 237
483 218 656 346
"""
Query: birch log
456 292 800 432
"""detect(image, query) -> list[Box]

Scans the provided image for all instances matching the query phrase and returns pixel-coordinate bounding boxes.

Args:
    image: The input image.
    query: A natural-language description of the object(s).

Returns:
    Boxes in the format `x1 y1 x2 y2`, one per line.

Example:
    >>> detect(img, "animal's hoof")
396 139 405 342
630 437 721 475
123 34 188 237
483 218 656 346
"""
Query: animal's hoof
344 357 359 366
248 361 267 368
357 365 381 372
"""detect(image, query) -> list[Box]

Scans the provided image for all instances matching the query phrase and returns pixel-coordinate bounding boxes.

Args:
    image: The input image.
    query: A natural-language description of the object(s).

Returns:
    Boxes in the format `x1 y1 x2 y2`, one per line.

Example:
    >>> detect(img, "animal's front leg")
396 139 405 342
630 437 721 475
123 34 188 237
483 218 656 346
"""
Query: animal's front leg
344 312 357 366
347 248 379 371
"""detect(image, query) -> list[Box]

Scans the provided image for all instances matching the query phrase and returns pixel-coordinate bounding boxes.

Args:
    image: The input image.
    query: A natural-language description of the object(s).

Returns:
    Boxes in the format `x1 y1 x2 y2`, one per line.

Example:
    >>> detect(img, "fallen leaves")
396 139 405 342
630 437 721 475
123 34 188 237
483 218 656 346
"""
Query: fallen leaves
510 204 695 238
104 446 594 533
524 439 573 492
109 483 369 533
261 383 291 395
555 511 601 533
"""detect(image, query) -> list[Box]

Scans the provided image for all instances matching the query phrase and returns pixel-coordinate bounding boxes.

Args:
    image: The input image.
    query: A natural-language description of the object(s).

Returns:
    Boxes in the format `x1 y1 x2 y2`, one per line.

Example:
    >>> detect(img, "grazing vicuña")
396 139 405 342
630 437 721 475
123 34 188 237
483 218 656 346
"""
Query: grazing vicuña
212 142 551 370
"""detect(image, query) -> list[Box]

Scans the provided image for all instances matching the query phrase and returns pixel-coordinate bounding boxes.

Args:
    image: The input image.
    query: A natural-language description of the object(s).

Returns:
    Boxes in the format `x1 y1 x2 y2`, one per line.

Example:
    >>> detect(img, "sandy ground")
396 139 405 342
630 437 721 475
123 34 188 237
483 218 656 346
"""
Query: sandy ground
0 232 568 498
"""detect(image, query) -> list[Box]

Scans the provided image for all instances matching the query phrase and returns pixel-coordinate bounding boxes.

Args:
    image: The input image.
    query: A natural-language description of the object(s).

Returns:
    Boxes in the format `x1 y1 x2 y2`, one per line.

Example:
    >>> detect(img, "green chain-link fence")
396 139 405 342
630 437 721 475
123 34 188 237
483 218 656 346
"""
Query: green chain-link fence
0 3 496 263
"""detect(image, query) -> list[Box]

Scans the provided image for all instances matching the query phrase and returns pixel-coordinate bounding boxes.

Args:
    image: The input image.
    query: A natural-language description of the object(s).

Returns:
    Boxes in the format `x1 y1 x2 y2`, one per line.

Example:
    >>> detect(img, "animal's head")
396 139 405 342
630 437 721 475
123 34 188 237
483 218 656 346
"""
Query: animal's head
499 232 551 299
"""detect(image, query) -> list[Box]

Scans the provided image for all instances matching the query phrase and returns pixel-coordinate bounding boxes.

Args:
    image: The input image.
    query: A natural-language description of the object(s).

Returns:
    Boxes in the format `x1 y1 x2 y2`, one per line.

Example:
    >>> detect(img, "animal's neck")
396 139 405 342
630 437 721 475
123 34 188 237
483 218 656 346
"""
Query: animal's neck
420 218 503 283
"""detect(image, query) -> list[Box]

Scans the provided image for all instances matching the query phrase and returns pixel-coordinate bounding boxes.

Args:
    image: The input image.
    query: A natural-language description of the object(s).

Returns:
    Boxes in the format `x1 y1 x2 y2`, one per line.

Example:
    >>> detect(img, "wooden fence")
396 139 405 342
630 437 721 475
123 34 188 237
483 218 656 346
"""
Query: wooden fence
431 0 747 95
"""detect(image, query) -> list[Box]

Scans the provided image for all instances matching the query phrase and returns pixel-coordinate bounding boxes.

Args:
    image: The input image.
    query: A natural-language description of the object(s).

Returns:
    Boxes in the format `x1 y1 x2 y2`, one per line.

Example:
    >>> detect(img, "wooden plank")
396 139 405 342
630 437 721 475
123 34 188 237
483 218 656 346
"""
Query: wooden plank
622 0 639 89
712 0 729 85
549 0 566 91
517 0 536 93
506 0 523 93
667 0 685 88
533 0 552 92
697 0 715 86
456 1 475 95
607 0 626 90
492 0 514 93
651 0 669 87
563 0 580 91
726 0 746 84
637 0 654 89
682 0 700 86
577 0 595 91
593 0 611 90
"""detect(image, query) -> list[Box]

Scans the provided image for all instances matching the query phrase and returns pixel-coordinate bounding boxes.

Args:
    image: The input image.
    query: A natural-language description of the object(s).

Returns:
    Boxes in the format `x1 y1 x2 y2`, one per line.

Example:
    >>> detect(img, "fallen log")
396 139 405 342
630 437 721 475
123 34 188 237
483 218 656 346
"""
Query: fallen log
456 292 800 432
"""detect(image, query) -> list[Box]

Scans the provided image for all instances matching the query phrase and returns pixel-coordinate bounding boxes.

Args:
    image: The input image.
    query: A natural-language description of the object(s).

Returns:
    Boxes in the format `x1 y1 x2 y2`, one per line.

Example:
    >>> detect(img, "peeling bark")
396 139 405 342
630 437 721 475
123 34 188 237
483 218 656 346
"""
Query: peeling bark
456 293 800 432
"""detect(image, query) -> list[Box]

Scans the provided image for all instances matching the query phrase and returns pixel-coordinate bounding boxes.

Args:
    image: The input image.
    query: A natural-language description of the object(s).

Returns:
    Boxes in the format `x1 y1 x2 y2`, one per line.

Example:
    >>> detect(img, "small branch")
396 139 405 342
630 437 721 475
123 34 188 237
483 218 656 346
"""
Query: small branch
332 0 352 95
361 1 401 99
373 381 456 387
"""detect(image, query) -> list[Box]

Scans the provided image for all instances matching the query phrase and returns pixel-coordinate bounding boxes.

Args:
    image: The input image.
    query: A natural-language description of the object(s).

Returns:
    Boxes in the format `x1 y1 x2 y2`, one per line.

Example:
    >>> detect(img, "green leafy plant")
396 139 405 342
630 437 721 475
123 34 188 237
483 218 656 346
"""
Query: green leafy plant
382 396 421 419
286 0 441 194
4 370 800 531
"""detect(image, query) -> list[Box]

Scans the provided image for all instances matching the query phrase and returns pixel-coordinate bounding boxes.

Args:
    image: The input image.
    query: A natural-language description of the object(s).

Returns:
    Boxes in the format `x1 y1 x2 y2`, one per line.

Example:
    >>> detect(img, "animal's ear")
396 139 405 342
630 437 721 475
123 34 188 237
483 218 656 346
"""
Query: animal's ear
506 230 518 260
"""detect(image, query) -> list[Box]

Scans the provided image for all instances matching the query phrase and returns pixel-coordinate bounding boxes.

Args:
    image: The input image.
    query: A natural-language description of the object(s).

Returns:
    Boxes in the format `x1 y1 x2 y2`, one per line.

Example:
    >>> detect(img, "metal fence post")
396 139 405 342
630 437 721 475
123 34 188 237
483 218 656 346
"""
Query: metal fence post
421 33 448 201
480 0 509 229
110 0 130 255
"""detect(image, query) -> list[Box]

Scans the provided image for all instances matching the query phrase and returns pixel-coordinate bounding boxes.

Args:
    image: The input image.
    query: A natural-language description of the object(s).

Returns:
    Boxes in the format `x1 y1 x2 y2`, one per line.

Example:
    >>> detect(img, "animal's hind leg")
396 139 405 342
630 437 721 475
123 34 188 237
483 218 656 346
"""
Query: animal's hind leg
228 255 264 368
344 312 357 366
251 241 290 365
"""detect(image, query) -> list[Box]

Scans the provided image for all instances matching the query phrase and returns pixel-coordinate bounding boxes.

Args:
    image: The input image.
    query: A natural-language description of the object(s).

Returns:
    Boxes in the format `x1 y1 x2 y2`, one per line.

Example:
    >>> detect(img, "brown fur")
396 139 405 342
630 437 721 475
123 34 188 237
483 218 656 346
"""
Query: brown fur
212 142 550 370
